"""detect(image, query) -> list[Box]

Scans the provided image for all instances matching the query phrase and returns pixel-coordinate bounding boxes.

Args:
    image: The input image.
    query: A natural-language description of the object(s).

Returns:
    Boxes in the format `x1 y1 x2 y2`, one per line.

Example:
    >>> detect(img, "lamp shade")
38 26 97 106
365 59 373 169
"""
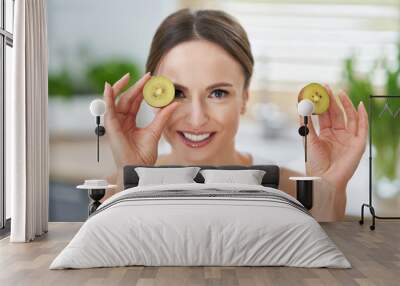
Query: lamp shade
297 99 314 116
90 99 106 117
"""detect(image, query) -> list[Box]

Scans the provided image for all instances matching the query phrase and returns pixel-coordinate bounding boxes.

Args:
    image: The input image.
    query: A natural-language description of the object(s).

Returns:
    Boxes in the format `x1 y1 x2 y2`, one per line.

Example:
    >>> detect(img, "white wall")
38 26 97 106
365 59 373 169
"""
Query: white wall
47 0 179 74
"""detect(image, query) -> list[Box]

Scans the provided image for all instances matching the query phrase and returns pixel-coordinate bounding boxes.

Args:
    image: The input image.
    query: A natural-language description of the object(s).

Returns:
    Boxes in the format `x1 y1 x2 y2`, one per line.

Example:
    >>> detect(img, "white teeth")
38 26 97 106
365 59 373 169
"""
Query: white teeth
182 132 211 142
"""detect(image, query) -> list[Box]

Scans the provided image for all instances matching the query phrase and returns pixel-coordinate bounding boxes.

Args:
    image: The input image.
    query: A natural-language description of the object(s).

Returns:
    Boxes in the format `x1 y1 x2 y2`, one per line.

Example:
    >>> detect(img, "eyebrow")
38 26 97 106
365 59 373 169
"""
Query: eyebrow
173 82 233 91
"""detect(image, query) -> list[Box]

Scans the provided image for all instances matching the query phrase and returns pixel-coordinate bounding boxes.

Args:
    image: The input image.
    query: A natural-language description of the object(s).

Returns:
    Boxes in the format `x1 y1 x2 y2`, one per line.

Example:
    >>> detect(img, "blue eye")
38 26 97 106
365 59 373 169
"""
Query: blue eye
210 89 228 99
174 89 185 99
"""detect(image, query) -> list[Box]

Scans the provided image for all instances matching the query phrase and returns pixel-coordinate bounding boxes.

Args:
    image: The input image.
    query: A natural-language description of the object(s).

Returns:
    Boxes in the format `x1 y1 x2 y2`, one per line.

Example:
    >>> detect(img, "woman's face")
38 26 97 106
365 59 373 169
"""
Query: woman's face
155 39 249 162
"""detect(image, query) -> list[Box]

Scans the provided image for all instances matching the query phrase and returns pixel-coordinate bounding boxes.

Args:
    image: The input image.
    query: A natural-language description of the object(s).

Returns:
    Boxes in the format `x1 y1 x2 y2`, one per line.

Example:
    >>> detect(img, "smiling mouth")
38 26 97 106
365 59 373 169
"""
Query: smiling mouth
177 131 216 148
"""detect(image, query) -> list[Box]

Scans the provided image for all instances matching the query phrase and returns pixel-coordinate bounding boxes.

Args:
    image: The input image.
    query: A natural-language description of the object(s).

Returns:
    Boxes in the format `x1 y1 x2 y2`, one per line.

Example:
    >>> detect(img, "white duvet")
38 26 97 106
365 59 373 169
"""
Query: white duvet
50 183 351 269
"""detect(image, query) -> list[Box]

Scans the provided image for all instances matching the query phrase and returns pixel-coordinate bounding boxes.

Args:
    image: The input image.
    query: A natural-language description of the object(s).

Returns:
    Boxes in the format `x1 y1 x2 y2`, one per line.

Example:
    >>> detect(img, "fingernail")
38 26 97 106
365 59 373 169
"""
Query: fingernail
124 72 130 77
104 81 108 89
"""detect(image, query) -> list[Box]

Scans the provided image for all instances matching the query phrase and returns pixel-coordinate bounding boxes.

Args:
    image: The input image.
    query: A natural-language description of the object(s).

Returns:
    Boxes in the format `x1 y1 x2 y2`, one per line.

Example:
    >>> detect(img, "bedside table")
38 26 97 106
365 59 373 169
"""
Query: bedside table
289 176 320 210
77 180 117 215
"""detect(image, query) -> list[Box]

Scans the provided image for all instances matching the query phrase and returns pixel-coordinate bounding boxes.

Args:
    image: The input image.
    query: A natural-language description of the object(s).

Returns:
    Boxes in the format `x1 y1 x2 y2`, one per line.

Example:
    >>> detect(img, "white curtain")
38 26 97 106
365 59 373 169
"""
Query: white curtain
8 0 49 242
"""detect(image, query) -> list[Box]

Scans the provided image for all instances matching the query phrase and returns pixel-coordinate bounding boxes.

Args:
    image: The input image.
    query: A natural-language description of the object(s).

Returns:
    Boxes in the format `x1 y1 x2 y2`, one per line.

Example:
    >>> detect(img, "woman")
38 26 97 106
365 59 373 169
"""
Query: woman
102 9 368 221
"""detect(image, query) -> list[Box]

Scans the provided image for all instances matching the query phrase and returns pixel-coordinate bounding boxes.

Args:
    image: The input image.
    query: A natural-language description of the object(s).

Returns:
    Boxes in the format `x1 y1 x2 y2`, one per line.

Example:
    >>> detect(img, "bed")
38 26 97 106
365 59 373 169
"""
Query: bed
49 165 350 269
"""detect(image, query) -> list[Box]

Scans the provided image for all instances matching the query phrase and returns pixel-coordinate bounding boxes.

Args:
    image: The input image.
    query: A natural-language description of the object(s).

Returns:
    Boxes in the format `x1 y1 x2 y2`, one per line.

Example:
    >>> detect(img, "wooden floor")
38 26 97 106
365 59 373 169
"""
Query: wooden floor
0 221 399 286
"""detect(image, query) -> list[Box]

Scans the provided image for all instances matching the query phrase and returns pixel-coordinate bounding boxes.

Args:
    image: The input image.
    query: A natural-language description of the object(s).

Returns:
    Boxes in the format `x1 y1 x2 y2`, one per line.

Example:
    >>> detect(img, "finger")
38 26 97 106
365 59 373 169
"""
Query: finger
147 102 180 139
357 101 368 142
318 111 331 131
117 72 151 113
324 84 346 130
121 88 146 132
338 90 358 135
112 73 130 97
129 92 144 117
103 82 116 117
104 82 122 134
298 115 318 142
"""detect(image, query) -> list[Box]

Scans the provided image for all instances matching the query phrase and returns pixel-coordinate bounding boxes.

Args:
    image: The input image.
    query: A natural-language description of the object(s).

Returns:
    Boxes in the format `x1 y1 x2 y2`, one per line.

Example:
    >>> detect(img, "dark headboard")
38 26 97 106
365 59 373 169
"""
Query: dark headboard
123 165 280 190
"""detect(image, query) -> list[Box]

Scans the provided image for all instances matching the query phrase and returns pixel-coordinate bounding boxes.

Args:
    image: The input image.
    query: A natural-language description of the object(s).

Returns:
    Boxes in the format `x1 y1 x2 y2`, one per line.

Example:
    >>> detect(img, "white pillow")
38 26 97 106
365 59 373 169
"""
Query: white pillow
135 167 201 186
200 169 266 185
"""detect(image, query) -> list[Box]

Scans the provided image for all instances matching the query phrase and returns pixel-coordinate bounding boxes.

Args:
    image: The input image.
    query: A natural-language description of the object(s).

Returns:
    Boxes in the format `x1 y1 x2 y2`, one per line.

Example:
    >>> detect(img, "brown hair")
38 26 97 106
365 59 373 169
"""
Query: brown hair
146 9 254 88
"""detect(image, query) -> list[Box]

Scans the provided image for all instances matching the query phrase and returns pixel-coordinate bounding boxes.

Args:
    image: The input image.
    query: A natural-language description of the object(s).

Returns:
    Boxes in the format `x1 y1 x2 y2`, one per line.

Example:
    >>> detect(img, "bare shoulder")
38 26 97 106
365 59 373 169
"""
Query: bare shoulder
278 167 304 198
155 154 171 166
239 152 253 166
280 166 303 177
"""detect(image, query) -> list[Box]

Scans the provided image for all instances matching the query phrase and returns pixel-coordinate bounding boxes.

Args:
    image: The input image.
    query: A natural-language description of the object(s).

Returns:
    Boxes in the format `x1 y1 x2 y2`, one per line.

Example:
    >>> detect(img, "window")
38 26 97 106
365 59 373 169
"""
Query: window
1 0 14 232
184 0 399 113
216 0 400 106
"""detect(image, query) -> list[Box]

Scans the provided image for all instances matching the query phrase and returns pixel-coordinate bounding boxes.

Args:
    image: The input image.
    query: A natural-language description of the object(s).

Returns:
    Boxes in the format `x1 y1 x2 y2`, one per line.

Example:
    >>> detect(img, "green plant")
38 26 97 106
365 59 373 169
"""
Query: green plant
48 58 141 98
86 58 141 94
343 45 400 180
48 69 75 99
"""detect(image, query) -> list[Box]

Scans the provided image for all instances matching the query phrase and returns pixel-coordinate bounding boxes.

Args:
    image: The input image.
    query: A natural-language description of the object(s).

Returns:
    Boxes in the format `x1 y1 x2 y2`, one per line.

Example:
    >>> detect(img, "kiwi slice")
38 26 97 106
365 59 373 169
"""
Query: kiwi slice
298 83 330 114
143 76 175 108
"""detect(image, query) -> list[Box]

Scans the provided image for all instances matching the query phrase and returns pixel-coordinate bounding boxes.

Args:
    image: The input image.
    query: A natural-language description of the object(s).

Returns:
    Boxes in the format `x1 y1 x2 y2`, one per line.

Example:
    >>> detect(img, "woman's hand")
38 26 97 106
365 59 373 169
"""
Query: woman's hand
103 72 180 168
300 85 368 193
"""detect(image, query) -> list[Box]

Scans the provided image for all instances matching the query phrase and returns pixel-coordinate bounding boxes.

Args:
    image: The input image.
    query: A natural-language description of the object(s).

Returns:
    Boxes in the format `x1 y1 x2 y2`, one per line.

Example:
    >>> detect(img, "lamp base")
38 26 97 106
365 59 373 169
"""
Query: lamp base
88 188 106 215
289 177 321 210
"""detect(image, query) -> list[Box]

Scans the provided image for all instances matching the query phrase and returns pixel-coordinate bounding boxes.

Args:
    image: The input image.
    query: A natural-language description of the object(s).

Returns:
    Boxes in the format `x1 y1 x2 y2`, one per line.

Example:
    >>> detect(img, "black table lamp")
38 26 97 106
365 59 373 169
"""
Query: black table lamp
89 99 106 162
289 99 321 210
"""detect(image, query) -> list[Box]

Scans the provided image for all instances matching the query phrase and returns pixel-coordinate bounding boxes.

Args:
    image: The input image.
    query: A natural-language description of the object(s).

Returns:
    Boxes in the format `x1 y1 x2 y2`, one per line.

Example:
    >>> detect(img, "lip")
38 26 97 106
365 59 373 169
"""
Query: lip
178 130 214 135
177 131 216 148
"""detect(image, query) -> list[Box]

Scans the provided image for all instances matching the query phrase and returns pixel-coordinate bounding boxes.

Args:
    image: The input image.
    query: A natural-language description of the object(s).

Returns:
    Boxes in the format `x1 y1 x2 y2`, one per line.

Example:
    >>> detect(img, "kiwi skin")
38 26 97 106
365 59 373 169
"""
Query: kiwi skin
298 83 330 115
143 76 175 108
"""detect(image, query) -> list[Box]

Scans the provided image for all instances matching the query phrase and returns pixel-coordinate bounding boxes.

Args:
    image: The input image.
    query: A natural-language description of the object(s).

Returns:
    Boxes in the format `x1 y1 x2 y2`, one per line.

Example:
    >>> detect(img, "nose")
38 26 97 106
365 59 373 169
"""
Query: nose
187 97 209 129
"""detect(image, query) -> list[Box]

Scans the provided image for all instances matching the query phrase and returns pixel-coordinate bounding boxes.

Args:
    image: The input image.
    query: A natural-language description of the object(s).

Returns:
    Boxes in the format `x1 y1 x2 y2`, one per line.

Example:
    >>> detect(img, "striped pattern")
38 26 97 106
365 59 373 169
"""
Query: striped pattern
90 189 311 218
